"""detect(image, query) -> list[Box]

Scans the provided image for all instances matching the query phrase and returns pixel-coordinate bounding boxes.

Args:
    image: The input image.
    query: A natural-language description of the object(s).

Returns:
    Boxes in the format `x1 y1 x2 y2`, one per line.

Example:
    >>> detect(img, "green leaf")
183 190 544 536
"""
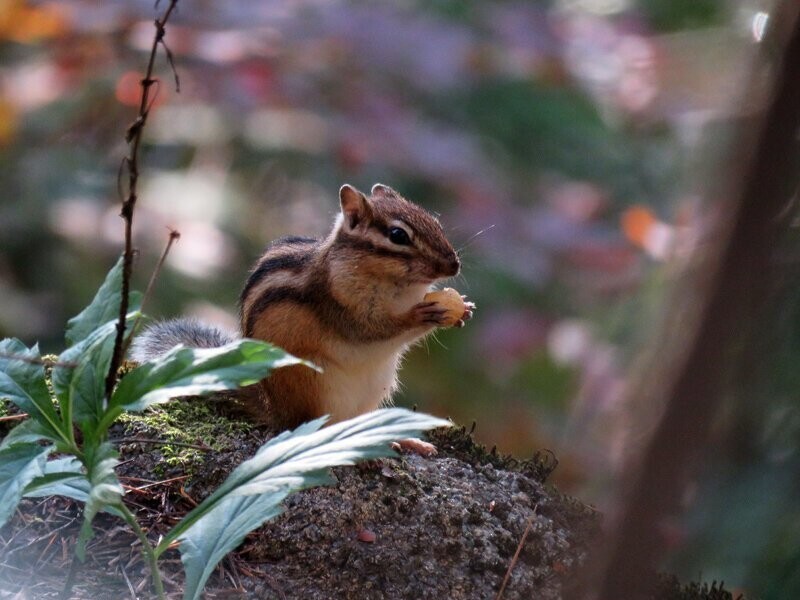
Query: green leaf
0 418 56 450
179 496 284 600
75 441 123 560
0 442 54 529
166 408 450 600
0 339 65 445
23 457 123 518
65 257 142 347
52 313 140 432
23 457 85 495
112 340 310 412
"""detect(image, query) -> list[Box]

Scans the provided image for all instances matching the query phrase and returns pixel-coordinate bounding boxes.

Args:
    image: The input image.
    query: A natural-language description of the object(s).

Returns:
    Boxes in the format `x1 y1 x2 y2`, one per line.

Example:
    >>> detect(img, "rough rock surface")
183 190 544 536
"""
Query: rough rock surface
0 399 599 599
240 449 594 599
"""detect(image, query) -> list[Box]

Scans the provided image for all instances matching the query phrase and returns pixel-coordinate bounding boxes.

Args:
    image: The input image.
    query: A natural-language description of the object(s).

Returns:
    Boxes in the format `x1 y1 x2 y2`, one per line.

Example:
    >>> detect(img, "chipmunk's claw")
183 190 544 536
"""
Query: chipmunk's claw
411 301 449 326
411 295 475 329
461 300 476 323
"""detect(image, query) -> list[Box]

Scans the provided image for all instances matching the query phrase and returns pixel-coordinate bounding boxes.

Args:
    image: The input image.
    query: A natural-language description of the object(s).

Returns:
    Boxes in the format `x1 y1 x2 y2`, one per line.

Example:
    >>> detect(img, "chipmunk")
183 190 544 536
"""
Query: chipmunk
132 183 474 432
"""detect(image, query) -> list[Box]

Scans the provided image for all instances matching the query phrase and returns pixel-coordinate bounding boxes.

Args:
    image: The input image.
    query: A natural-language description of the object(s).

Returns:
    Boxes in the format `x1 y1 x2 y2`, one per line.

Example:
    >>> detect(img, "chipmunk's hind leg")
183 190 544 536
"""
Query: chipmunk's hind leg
261 363 324 428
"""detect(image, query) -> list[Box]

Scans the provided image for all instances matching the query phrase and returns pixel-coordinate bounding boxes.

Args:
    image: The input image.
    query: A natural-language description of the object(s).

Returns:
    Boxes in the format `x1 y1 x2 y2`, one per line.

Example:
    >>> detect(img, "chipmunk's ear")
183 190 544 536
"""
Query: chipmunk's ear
371 183 395 197
339 184 372 229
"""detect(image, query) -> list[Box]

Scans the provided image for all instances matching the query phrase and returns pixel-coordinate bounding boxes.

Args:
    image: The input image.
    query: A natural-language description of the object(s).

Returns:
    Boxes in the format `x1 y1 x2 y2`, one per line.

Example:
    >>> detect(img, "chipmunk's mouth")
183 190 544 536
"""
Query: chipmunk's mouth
412 270 452 285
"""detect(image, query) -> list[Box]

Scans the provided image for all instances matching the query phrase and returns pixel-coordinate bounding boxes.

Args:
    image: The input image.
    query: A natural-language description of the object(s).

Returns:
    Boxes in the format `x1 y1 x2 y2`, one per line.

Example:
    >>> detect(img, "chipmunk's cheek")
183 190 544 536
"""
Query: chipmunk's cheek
421 263 447 281
367 255 405 281
392 281 432 315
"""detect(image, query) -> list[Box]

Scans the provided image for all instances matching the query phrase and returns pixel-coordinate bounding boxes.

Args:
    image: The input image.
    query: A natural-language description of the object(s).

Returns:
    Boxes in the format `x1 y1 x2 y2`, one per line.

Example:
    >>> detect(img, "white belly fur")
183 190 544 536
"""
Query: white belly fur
319 326 431 422
320 338 404 422
319 280 434 422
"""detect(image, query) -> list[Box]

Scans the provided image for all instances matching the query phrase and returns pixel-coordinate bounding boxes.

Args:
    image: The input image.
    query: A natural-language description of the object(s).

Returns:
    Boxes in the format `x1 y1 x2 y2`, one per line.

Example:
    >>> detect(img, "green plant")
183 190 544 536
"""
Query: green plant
0 3 449 597
0 258 449 599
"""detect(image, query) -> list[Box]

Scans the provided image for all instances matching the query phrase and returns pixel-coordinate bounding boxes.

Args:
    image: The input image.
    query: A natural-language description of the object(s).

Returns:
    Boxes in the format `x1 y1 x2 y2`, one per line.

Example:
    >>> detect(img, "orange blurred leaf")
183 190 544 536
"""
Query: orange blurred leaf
0 1 68 43
621 204 657 248
0 99 18 146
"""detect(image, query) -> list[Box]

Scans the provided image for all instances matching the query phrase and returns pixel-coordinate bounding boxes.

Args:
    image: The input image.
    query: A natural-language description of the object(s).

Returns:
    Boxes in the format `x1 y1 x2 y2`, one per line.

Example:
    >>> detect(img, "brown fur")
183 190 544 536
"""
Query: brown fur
240 183 461 428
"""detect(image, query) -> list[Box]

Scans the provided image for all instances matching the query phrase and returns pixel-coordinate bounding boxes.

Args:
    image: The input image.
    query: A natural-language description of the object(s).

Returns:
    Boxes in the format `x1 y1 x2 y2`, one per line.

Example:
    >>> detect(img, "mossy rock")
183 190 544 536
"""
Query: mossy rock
115 395 254 479
0 394 740 599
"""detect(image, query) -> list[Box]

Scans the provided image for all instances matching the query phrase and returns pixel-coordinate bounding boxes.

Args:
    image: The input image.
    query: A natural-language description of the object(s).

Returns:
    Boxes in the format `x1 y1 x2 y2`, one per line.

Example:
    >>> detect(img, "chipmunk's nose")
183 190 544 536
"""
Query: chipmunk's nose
445 253 460 276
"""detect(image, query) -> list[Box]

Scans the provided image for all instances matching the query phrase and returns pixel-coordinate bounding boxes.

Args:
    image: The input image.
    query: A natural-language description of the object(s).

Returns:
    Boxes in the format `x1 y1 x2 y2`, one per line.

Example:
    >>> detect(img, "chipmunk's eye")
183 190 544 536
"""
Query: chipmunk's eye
388 227 411 246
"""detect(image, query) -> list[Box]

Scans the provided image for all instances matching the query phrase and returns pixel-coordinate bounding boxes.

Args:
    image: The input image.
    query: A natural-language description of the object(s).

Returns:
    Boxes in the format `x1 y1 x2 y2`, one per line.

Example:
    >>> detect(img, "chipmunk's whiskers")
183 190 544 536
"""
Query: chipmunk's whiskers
429 330 448 351
455 267 469 287
457 224 495 253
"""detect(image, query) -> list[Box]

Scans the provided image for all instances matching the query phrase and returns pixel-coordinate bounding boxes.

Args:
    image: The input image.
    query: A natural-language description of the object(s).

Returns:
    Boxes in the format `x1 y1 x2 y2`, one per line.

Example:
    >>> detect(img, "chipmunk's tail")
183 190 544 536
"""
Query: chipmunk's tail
130 317 237 363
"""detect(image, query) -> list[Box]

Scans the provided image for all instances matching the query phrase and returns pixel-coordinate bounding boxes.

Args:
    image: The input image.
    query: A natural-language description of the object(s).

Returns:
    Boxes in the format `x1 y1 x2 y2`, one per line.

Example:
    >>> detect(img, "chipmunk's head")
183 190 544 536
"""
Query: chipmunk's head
333 183 460 285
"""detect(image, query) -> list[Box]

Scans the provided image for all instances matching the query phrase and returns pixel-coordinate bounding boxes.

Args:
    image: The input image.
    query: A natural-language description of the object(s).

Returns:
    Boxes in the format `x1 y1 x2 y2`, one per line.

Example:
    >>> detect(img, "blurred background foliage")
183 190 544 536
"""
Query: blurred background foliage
1 0 798 596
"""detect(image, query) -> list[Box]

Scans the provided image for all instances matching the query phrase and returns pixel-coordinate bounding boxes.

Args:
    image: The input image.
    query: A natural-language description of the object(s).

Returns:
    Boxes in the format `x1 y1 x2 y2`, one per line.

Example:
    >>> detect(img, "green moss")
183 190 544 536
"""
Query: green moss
652 574 743 600
42 354 58 400
119 396 253 476
427 422 558 483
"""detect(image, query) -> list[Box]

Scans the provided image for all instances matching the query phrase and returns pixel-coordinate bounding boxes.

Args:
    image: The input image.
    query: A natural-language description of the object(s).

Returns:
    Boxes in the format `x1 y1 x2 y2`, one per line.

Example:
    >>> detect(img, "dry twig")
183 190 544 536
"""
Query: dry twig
121 228 181 360
0 352 77 369
0 414 28 423
496 504 539 600
104 0 180 398
111 437 212 452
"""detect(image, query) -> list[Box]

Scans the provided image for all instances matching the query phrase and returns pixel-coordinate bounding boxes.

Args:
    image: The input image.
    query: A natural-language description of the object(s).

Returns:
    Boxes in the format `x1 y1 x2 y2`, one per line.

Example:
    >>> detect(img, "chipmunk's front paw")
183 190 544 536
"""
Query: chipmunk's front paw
419 288 476 328
410 301 450 327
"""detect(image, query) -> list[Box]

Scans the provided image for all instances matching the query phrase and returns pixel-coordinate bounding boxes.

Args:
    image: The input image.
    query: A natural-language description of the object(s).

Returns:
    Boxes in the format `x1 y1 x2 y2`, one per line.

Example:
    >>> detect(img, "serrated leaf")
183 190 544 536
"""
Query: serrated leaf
0 339 65 445
65 257 142 347
179 496 284 600
0 443 54 529
71 361 103 426
23 457 85 494
166 408 450 600
22 457 124 518
52 313 139 432
0 418 56 449
111 340 309 412
75 442 123 560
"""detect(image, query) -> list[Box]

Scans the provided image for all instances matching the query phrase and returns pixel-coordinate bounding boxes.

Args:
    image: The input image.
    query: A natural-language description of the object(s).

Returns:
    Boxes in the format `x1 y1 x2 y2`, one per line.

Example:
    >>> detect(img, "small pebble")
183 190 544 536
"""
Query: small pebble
357 528 376 543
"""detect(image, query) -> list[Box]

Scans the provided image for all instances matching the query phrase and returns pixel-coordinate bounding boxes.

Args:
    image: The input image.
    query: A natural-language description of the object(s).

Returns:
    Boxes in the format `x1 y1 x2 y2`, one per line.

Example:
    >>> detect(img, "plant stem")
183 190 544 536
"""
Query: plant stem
121 228 181 359
117 501 165 600
104 0 180 399
96 406 124 436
